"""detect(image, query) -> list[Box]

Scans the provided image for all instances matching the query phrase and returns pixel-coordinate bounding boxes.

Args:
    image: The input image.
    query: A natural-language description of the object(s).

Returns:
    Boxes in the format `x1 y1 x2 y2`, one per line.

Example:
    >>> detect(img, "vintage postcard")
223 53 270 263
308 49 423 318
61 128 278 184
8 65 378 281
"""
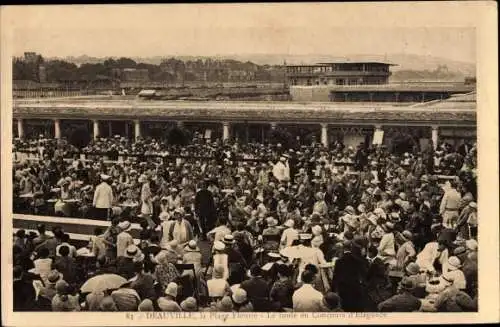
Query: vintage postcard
1 2 498 326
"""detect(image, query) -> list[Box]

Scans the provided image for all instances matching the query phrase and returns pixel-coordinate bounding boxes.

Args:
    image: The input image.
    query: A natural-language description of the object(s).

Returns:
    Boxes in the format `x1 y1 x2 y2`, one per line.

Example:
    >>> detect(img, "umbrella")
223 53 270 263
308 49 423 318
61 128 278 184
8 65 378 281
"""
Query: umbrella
80 274 127 293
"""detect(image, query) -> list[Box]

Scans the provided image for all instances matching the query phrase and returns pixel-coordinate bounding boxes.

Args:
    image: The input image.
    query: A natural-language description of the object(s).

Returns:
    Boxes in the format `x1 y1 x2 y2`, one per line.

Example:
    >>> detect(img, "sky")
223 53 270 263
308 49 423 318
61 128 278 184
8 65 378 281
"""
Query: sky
3 3 479 63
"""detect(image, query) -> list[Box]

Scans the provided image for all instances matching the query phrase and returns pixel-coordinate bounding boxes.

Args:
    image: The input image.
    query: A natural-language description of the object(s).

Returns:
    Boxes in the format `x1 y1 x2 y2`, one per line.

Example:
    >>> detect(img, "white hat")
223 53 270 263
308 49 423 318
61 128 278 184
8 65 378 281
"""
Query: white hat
100 174 111 181
164 282 178 297
284 219 294 228
469 201 477 209
311 225 323 236
214 241 225 251
232 288 248 304
124 244 140 258
266 217 278 227
447 256 462 270
118 221 132 231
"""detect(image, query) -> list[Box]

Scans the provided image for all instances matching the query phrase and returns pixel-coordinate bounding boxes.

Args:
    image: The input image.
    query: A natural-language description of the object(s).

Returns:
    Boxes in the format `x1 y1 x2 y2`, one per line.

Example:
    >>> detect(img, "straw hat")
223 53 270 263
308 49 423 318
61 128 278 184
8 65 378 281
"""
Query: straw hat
118 221 132 231
399 277 416 291
405 262 420 275
47 270 63 284
138 299 154 312
222 234 235 245
180 297 197 312
214 241 225 252
283 219 295 228
164 282 178 298
184 240 200 252
232 288 248 304
217 296 234 312
311 225 323 236
447 256 462 271
100 174 111 181
266 217 278 227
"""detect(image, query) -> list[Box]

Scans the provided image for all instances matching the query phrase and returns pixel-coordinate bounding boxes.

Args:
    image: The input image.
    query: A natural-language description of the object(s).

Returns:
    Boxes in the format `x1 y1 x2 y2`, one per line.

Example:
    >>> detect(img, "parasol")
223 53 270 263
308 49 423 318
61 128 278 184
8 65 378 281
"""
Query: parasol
80 274 127 293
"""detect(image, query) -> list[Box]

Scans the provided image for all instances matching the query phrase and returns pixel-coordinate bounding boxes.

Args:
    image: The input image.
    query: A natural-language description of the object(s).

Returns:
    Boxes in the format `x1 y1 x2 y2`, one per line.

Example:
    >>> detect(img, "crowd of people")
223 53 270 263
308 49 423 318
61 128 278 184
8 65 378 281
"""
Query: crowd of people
12 133 478 312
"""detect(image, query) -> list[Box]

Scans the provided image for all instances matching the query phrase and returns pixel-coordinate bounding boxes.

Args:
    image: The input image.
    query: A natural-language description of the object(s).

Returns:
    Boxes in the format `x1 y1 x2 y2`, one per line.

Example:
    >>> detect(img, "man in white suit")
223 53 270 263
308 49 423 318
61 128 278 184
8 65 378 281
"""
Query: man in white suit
273 155 290 183
93 174 114 220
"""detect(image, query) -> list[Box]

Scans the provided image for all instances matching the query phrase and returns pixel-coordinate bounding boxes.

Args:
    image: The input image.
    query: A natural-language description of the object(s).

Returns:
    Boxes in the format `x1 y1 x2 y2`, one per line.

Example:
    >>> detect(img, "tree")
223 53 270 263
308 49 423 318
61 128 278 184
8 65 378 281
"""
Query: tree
269 127 298 149
167 126 190 146
45 60 79 82
69 127 92 149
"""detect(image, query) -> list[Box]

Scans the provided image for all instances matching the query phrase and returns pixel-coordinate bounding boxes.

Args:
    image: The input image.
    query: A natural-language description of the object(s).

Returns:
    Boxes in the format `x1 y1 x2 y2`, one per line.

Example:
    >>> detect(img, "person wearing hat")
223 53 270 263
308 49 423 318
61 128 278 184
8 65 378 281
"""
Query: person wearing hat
99 296 118 312
117 245 143 280
36 270 63 310
221 234 249 285
320 292 343 312
111 283 141 311
92 173 113 220
210 241 229 281
312 191 328 218
377 277 421 312
158 282 181 312
293 269 324 312
269 263 294 311
377 222 396 265
129 261 156 301
272 155 290 183
116 221 134 258
194 181 217 240
240 264 270 311
231 287 253 312
163 208 194 246
442 256 466 290
395 230 416 271
182 240 202 277
455 199 476 239
51 280 81 312
280 219 299 249
262 217 281 251
439 180 462 229
207 264 232 302
138 298 155 312
180 297 198 312
215 295 234 312
433 274 477 312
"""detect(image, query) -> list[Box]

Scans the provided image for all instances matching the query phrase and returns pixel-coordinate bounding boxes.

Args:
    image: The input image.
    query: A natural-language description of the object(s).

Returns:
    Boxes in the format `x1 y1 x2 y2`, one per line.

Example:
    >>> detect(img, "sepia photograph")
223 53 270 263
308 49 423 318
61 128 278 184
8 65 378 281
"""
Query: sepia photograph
1 2 498 326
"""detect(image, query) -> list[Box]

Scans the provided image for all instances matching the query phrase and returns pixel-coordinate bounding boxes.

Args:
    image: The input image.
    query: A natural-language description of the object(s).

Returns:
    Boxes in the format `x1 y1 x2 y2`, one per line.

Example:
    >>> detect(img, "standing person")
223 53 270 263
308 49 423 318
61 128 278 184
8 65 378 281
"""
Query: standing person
293 270 324 312
332 241 369 312
439 180 461 229
139 174 153 222
195 181 216 241
116 221 134 258
272 156 290 183
240 264 271 312
92 174 113 221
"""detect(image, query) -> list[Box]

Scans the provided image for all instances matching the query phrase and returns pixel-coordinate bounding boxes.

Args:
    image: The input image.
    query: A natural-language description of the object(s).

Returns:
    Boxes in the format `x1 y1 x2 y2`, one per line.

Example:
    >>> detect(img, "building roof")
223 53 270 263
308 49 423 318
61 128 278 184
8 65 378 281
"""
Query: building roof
309 82 475 93
13 96 476 126
410 91 476 110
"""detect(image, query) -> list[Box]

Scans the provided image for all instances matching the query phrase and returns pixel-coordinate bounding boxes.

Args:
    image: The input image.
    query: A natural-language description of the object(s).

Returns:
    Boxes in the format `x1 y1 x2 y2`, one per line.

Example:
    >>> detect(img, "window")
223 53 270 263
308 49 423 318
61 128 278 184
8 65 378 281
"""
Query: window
336 79 345 85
